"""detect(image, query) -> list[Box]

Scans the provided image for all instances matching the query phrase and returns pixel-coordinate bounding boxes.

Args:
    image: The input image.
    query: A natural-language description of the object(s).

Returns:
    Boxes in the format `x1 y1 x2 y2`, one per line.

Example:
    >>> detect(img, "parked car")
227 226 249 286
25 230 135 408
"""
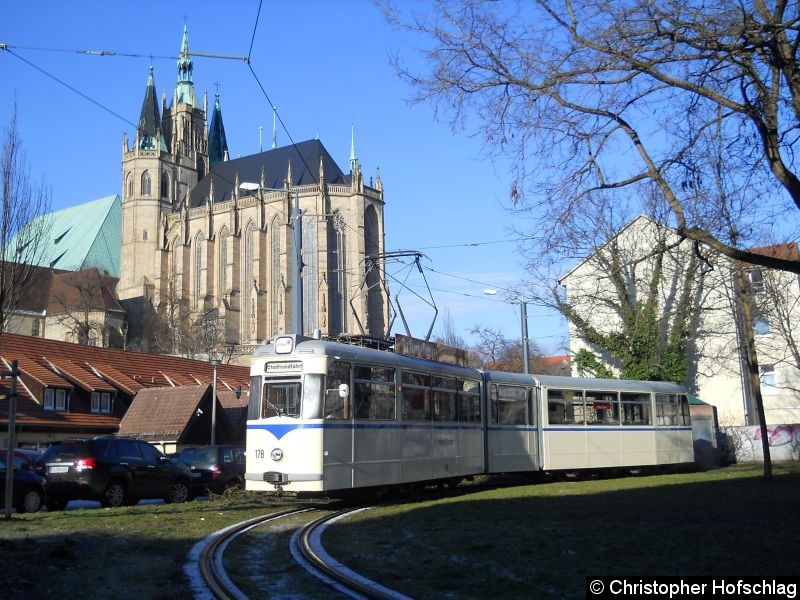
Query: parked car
0 458 46 513
41 436 192 510
173 445 245 497
0 448 44 472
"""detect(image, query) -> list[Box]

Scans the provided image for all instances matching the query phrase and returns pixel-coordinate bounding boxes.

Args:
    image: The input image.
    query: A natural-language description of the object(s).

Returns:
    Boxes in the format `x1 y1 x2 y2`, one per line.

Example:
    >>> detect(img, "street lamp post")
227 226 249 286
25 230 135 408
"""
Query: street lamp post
210 358 220 445
484 290 530 375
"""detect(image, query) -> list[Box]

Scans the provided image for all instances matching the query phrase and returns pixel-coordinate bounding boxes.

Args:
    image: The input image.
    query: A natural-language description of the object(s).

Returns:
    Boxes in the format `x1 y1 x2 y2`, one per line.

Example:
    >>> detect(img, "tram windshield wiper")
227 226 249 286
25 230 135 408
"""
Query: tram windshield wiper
265 399 284 417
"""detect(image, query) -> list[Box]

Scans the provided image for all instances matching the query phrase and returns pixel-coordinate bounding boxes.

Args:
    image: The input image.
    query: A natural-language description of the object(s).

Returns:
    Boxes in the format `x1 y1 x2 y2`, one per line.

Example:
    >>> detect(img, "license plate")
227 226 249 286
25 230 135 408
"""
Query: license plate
49 466 69 474
192 473 201 478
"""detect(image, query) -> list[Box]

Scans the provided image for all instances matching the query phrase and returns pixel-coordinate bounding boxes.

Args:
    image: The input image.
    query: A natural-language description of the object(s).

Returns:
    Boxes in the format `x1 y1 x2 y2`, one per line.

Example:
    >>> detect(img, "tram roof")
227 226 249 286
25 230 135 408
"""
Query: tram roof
533 374 688 394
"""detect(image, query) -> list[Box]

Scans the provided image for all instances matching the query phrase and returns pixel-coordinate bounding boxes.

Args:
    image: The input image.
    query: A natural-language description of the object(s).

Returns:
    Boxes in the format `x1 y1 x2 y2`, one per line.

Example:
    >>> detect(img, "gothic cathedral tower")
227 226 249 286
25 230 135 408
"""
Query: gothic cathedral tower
119 27 389 352
119 26 208 312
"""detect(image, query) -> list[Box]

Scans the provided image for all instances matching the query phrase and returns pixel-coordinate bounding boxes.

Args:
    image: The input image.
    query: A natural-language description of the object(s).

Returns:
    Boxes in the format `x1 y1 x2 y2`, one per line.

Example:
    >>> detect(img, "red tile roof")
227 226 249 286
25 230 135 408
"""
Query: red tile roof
0 333 250 434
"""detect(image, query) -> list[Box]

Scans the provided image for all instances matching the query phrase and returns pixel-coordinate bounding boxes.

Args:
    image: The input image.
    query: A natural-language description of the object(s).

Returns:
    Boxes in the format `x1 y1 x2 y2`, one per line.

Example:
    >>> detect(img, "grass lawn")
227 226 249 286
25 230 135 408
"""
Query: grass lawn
324 463 800 599
0 464 796 599
0 496 292 599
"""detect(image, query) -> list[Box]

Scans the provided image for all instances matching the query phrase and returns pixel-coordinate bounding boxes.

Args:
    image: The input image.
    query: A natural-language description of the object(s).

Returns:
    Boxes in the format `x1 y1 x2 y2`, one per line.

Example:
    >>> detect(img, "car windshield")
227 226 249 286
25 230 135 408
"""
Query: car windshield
177 448 216 467
43 443 89 463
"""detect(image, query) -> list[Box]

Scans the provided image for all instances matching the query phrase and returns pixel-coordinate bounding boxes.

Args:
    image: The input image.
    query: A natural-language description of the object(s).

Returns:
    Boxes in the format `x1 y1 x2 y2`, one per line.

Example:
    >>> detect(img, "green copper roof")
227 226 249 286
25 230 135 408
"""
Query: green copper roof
23 195 121 277
175 25 196 107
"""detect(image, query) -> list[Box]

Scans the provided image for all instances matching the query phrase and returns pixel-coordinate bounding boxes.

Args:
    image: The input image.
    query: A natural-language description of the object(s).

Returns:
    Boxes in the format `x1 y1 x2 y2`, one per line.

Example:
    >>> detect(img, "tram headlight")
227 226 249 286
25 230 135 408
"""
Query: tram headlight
271 448 284 461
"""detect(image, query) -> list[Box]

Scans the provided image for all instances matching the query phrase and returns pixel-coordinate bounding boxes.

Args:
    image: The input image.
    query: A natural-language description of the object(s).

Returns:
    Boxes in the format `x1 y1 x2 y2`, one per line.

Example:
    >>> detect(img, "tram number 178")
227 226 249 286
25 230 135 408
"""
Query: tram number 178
253 449 265 459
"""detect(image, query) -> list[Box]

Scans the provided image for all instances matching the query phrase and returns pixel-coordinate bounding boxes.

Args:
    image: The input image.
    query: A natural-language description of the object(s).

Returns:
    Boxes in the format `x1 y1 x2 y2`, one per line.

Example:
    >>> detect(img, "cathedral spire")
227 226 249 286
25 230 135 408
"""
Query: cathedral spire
208 92 229 167
174 25 196 107
272 106 278 150
137 66 163 151
349 125 357 173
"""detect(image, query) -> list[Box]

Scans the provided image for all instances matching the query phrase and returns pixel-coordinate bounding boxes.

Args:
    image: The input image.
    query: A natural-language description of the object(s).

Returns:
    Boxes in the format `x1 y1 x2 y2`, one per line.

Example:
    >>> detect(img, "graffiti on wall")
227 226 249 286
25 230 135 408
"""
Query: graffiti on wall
723 424 800 462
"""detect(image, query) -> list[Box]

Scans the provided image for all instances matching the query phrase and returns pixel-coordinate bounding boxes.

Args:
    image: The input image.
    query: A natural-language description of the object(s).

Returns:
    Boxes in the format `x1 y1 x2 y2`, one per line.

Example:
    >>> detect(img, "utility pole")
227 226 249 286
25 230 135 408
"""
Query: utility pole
3 360 19 520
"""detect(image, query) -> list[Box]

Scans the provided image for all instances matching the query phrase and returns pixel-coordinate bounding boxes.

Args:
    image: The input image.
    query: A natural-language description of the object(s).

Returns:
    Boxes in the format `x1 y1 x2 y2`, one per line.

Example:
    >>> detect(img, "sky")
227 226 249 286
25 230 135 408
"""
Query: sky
0 0 568 354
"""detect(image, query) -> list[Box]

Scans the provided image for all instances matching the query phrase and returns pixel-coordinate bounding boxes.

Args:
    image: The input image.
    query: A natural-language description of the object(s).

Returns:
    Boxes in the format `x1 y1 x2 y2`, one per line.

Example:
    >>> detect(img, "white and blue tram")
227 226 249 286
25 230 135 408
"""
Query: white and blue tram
245 335 694 494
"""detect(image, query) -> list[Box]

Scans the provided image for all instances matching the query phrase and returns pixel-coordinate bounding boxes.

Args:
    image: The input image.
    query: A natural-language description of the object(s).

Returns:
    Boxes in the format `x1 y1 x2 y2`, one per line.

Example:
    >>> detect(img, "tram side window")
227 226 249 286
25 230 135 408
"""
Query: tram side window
324 361 351 419
458 379 482 423
585 391 620 425
621 392 652 425
655 393 680 426
432 375 457 422
680 395 691 426
354 365 396 420
547 389 584 425
492 385 528 425
402 371 431 421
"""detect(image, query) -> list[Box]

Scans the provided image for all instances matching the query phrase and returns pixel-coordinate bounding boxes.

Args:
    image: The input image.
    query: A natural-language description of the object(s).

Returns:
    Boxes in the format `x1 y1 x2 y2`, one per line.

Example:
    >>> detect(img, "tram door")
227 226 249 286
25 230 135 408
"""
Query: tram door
486 383 539 473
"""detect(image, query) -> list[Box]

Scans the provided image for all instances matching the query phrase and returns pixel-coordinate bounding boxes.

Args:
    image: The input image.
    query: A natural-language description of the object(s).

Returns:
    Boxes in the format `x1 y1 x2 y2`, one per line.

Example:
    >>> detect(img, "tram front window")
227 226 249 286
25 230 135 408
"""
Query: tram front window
262 382 301 418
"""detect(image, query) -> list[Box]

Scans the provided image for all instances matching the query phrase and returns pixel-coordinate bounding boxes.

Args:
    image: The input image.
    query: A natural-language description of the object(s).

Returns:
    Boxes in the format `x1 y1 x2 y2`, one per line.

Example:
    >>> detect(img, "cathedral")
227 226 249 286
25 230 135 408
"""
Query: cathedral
118 27 389 350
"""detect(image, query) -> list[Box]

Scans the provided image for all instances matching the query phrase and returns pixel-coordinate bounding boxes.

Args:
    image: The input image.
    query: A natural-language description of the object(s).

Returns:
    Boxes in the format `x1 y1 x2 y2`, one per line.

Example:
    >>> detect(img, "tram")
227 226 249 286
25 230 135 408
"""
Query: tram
245 334 694 494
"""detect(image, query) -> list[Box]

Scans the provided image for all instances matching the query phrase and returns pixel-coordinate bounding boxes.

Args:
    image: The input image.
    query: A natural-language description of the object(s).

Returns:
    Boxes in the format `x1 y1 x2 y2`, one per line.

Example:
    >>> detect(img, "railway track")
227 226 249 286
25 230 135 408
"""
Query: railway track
193 507 312 599
192 502 411 600
295 507 411 600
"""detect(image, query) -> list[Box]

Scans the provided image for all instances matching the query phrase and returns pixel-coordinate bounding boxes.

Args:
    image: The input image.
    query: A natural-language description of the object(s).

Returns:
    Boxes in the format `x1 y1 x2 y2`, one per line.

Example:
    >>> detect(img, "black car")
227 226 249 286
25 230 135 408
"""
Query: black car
0 460 46 513
41 437 192 510
173 445 245 497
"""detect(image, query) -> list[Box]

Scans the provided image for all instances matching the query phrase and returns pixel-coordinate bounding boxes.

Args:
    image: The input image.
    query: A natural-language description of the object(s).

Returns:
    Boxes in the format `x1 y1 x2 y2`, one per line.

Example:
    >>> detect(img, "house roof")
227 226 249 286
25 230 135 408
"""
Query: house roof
118 385 208 441
46 269 124 314
750 242 799 262
19 195 121 277
0 333 250 433
189 139 349 207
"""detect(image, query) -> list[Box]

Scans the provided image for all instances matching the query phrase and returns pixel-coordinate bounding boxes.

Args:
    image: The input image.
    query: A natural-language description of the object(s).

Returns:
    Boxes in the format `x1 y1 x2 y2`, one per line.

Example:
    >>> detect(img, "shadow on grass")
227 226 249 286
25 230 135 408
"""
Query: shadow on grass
324 464 800 600
0 499 293 600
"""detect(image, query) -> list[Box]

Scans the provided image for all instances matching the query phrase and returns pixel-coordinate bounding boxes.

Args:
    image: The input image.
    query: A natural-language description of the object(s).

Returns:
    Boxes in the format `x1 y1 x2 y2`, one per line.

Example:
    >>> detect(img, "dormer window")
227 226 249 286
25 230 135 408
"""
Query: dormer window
44 388 69 412
91 391 114 414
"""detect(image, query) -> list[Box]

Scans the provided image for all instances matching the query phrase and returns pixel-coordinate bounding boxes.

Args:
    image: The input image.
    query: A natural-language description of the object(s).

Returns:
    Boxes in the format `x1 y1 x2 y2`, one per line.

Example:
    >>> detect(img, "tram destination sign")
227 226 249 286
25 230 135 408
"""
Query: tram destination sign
265 361 303 374
395 334 468 367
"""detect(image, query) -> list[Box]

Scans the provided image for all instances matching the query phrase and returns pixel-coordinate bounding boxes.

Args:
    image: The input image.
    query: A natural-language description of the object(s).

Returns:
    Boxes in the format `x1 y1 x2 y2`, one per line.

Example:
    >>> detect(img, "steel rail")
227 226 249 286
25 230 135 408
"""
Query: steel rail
199 507 311 599
297 508 410 600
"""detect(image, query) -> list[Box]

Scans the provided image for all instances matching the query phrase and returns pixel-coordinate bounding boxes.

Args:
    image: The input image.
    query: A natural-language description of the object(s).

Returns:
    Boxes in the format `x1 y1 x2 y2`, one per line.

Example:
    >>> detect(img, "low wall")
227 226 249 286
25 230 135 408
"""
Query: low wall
719 424 800 463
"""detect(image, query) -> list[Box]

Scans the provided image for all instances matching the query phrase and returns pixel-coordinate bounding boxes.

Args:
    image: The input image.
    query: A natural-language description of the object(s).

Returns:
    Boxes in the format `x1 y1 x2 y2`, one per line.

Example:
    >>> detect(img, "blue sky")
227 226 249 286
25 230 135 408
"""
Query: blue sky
0 0 567 353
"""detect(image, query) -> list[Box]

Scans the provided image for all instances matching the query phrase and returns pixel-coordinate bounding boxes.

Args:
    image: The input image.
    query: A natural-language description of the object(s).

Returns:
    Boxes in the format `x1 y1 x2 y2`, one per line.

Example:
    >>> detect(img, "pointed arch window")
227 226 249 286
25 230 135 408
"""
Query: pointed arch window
329 212 348 334
141 171 152 197
364 205 384 337
270 217 281 336
161 172 171 200
243 222 257 341
125 172 133 199
302 214 318 333
219 227 229 299
194 231 205 309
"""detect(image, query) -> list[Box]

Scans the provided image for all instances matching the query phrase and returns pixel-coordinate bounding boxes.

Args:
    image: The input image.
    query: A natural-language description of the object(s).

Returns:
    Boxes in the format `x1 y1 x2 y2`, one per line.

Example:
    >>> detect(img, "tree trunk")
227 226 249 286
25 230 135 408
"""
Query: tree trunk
734 265 772 479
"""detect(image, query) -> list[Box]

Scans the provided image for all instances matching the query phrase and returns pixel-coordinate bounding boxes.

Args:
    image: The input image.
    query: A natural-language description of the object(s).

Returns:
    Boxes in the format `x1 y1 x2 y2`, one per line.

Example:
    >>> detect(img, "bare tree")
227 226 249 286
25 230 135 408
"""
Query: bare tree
468 324 545 372
150 280 204 358
384 0 800 275
434 307 467 349
49 269 121 346
0 107 51 334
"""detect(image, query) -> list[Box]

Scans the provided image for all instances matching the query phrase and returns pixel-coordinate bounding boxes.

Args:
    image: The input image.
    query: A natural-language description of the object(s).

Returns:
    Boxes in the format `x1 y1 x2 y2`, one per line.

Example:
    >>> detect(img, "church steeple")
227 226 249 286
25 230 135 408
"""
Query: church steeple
349 125 358 172
208 92 229 167
137 66 164 151
174 25 196 107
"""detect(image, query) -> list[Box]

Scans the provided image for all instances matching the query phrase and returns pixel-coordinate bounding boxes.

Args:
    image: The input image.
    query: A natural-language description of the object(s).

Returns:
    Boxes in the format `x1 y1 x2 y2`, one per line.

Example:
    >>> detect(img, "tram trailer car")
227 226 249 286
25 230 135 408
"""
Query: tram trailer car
245 335 694 495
